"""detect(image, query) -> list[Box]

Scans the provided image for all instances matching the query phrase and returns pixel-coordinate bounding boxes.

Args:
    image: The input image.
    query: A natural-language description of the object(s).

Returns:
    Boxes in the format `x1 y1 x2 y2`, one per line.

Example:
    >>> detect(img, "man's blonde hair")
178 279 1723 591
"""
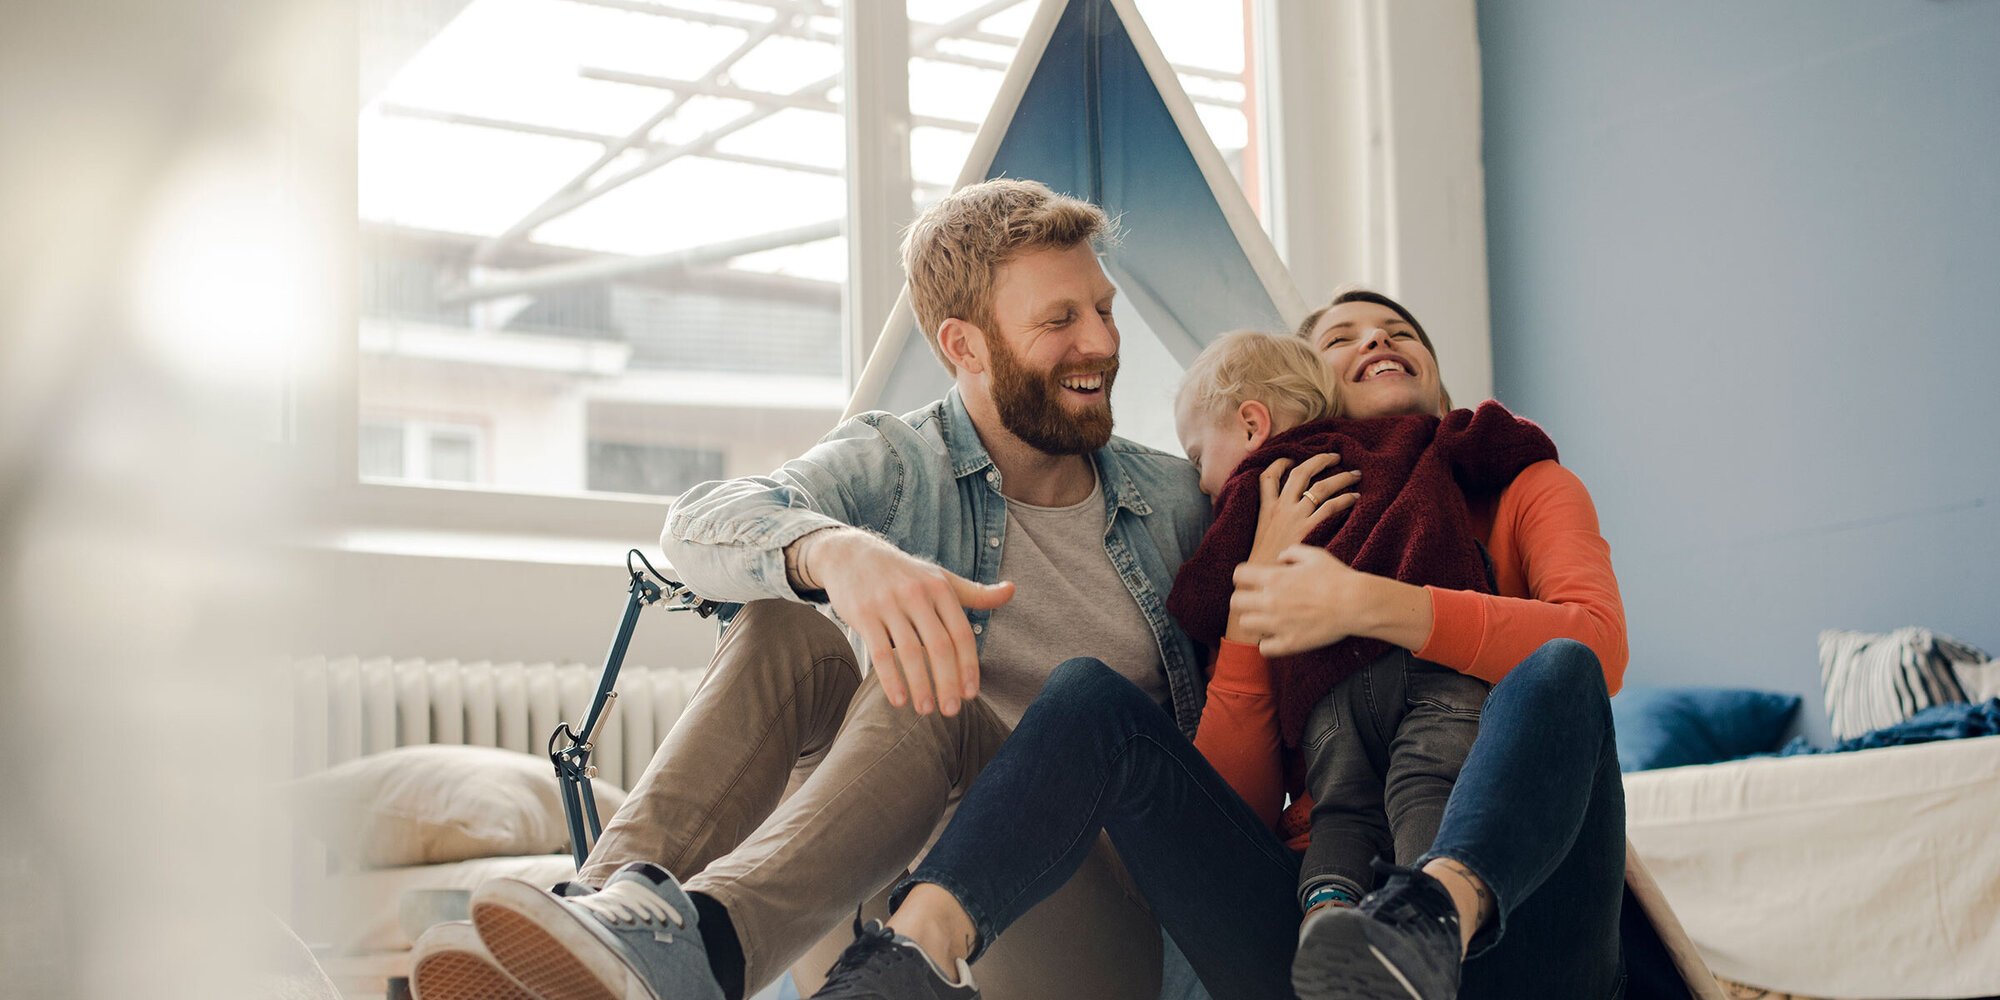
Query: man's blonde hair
901 178 1113 372
1178 330 1341 432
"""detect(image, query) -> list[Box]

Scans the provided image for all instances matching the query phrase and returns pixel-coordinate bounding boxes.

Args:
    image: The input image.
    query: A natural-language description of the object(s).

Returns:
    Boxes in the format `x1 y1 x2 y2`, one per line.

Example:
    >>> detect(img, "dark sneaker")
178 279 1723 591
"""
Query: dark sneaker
472 862 725 1000
809 920 978 1000
412 921 540 1000
1292 862 1461 1000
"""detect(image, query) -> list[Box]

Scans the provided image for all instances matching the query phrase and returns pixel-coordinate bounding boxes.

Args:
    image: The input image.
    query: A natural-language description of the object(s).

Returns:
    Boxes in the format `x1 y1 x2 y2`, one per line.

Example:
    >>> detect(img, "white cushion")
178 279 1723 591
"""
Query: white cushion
282 745 626 869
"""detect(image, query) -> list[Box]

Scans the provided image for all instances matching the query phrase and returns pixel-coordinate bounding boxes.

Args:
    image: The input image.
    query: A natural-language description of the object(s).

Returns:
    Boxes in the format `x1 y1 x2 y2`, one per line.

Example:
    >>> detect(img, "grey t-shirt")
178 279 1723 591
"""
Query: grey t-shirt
977 472 1169 728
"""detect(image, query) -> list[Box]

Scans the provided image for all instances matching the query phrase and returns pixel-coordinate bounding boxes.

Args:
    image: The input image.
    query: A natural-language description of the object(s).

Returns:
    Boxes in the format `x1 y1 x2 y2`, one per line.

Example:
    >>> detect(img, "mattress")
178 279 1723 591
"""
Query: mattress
1625 734 2000 999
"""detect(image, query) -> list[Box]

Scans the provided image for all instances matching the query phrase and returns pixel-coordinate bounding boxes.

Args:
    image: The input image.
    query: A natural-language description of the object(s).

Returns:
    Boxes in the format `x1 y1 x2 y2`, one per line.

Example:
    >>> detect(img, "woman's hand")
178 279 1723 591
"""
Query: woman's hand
1222 454 1359 645
1248 453 1359 566
1231 545 1434 656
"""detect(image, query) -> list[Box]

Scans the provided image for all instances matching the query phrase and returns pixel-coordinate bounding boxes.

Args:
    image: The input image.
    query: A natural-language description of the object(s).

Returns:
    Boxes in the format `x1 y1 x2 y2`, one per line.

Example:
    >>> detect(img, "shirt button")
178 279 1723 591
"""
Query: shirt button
985 470 997 483
972 624 984 635
988 537 1000 547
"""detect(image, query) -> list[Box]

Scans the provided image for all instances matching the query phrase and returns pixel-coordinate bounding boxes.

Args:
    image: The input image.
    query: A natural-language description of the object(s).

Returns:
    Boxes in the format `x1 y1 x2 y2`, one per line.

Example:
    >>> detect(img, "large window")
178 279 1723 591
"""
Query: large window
358 0 1265 500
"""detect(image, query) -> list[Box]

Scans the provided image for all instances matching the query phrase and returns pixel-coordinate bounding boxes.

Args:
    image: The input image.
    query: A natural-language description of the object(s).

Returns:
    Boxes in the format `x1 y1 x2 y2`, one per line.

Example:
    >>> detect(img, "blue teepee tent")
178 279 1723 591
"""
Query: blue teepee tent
847 0 1307 444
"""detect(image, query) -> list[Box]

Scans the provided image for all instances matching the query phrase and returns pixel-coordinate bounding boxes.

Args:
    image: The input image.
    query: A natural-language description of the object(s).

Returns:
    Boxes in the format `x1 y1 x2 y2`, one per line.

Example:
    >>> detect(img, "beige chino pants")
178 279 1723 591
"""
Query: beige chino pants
581 599 1162 999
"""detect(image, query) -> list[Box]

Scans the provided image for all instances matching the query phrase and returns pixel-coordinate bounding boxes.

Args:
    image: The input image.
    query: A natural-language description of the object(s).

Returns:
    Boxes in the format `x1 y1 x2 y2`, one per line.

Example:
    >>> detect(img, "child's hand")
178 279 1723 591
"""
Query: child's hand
1248 453 1359 565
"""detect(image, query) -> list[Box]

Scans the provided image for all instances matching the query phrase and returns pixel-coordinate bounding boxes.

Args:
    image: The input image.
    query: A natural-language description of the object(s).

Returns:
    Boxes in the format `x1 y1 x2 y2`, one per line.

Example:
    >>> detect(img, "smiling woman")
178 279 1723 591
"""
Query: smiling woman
1298 288 1454 417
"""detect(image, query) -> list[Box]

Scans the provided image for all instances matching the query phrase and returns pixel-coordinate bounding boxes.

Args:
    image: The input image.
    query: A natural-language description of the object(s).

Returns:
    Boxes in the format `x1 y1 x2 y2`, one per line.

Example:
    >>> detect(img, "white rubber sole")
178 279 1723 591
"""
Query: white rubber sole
472 878 658 1000
410 921 539 1000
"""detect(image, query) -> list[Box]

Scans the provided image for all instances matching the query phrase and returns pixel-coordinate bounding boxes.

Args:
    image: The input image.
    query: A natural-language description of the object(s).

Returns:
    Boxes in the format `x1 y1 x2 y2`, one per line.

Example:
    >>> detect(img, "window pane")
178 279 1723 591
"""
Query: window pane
359 0 849 498
355 0 1270 498
427 430 478 483
359 422 406 479
1132 0 1259 220
587 442 726 498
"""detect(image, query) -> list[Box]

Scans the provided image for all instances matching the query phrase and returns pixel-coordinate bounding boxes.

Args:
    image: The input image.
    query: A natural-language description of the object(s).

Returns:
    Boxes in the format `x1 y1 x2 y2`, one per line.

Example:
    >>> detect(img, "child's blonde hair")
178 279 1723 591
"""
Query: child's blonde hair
1178 330 1341 432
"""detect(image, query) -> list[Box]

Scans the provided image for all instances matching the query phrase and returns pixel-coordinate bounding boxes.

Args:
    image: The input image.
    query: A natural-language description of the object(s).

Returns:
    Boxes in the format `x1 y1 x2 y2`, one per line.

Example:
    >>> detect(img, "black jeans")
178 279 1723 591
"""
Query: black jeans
1299 650 1491 907
897 639 1626 1000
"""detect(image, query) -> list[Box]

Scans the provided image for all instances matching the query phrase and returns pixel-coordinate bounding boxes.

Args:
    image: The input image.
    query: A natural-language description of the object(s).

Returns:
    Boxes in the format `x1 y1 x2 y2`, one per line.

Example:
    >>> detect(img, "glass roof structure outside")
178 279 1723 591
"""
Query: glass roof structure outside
356 0 1256 498
360 0 1253 288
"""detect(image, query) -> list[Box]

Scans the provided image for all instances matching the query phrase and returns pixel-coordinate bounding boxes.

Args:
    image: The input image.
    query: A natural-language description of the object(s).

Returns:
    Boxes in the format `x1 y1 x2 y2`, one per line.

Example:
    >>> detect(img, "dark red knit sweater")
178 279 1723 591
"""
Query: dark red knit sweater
1166 400 1558 745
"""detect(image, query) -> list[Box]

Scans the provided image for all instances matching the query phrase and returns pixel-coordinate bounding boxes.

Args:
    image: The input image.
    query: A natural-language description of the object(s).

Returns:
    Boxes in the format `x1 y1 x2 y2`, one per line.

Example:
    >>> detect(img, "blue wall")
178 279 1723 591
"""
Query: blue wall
1477 1 2000 741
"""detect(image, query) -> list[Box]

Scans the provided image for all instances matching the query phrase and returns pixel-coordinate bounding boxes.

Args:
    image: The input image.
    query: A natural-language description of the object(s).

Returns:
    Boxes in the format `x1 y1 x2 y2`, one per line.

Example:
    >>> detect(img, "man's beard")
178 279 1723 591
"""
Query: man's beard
987 335 1118 456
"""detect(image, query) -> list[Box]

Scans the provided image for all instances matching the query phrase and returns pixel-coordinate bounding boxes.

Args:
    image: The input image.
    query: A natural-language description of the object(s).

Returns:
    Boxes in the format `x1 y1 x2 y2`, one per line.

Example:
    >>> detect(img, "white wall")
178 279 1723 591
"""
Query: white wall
1261 0 1492 403
294 544 724 669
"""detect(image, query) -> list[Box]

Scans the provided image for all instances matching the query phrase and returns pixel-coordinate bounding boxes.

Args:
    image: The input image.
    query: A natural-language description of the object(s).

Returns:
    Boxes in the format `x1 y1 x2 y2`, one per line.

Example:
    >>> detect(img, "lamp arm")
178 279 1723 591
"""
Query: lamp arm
551 550 719 870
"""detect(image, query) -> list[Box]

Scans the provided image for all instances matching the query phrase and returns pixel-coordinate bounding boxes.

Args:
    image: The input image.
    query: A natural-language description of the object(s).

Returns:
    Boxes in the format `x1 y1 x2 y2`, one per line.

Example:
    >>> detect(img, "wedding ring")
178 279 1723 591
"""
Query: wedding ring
1301 489 1319 506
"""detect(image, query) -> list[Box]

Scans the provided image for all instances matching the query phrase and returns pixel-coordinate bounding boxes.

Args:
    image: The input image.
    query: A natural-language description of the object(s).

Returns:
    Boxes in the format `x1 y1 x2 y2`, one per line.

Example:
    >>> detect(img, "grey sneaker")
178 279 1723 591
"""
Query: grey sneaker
411 921 539 1000
1291 861 1461 1000
809 920 977 1000
473 862 724 1000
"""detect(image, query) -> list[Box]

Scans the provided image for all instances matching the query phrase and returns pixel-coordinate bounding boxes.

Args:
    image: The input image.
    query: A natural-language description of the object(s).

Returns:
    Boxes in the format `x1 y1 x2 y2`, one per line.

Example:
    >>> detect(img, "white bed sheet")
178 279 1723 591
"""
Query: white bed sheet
1625 734 2000 999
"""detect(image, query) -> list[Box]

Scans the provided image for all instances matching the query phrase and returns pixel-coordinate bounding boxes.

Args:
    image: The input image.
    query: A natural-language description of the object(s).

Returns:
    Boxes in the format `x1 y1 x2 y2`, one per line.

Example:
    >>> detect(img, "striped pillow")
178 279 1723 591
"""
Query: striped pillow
1960 656 2000 702
1819 627 1992 740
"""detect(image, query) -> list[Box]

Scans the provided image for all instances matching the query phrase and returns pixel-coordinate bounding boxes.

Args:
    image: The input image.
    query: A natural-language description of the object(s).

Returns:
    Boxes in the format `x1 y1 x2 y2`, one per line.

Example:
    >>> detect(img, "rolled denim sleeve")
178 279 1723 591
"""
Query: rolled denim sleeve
660 413 909 604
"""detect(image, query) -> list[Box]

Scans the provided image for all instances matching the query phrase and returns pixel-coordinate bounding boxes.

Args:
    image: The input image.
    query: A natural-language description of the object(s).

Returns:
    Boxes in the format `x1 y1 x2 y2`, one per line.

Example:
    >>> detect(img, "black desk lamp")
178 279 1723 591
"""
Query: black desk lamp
551 549 721 868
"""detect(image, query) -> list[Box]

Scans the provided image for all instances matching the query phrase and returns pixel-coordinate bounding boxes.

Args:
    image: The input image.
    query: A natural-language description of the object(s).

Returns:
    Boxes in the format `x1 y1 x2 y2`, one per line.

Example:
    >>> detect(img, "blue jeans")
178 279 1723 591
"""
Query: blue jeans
897 639 1626 1000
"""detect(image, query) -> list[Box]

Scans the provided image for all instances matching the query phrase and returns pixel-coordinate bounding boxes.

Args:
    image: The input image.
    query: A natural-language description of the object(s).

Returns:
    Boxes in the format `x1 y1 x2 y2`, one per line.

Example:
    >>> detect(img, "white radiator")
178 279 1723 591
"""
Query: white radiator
290 656 706 790
283 656 705 962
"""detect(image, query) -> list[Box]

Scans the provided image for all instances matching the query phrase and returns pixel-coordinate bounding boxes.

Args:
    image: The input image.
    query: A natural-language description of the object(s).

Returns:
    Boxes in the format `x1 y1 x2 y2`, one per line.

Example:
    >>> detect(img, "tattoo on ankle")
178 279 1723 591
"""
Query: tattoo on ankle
1435 860 1495 919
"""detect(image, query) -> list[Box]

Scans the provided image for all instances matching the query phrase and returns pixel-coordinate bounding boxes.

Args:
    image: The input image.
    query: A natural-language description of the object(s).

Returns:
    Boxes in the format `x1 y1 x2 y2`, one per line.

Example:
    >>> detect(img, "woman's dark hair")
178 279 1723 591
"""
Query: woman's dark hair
1295 288 1452 411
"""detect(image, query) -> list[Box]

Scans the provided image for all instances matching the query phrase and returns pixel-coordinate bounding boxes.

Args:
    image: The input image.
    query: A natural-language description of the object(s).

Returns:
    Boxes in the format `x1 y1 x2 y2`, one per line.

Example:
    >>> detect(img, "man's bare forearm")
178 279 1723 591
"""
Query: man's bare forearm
784 526 850 595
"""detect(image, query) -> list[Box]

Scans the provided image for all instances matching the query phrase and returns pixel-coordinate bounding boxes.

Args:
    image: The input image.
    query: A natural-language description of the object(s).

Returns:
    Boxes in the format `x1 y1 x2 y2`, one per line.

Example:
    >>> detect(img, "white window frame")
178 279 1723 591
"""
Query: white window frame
361 417 488 485
1255 0 1492 405
302 0 1490 551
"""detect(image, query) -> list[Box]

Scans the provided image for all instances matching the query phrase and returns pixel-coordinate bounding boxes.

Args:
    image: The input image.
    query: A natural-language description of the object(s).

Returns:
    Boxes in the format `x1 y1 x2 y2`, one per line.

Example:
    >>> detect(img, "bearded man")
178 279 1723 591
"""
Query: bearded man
411 179 1213 1000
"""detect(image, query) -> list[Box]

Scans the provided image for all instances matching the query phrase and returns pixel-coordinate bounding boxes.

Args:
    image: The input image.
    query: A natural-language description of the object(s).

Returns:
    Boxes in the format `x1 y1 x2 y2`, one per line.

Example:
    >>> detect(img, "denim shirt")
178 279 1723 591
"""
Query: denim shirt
661 387 1216 736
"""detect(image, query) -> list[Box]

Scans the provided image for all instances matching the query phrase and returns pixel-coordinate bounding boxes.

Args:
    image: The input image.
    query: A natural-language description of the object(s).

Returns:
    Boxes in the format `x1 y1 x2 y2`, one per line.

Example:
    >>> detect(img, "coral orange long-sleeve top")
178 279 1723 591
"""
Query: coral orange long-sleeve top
1190 459 1628 849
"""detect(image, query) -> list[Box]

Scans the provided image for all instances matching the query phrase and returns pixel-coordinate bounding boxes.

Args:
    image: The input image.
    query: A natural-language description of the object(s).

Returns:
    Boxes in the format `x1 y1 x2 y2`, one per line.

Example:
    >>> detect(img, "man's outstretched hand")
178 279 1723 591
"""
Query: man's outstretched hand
791 528 1014 716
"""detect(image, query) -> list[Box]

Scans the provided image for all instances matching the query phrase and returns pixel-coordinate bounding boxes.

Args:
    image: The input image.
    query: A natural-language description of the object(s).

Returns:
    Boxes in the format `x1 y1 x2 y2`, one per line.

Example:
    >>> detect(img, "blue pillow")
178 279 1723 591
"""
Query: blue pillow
1612 686 1803 772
